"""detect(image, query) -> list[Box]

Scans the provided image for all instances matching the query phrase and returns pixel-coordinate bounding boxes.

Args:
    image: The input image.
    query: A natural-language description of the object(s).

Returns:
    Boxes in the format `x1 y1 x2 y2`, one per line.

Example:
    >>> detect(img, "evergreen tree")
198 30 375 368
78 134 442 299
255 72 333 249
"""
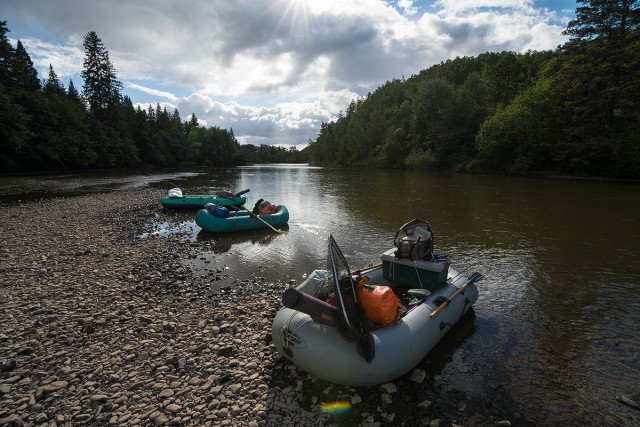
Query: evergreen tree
80 31 122 114
12 40 40 90
564 0 640 41
43 64 65 96
0 82 30 172
147 104 156 120
0 21 15 87
81 31 138 167
67 78 82 105
555 0 640 175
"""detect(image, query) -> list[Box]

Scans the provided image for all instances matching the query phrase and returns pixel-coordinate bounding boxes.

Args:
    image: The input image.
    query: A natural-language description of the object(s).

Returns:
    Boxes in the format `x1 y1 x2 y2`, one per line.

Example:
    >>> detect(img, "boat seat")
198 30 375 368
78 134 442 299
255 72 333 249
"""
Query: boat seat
392 287 432 316
405 288 431 298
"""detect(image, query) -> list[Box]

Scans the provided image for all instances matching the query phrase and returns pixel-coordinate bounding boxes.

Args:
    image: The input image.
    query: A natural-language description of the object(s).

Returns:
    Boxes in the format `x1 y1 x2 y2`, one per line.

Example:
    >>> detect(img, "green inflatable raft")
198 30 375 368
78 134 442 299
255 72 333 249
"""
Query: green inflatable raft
161 188 248 210
195 204 289 233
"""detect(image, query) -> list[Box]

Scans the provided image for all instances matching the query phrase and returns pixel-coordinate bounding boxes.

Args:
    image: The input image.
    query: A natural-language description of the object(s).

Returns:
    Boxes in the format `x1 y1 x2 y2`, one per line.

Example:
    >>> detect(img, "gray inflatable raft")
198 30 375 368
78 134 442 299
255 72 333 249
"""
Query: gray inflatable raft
271 260 480 387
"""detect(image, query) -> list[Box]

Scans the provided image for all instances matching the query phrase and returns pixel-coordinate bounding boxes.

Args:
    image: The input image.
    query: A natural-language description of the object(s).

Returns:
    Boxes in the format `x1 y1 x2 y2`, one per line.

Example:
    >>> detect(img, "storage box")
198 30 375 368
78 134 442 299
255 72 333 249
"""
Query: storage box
380 248 449 292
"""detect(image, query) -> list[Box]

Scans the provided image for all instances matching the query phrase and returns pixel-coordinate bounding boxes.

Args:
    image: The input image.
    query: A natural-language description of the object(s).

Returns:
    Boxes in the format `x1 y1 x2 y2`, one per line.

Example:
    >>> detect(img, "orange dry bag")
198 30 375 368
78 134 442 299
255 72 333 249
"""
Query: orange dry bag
357 277 405 327
260 204 277 214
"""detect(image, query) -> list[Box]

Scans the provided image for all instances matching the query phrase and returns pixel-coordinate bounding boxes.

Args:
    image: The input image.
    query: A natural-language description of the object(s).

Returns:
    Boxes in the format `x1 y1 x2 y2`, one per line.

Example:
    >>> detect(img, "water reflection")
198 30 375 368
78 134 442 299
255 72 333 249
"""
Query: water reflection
0 171 201 202
2 166 640 426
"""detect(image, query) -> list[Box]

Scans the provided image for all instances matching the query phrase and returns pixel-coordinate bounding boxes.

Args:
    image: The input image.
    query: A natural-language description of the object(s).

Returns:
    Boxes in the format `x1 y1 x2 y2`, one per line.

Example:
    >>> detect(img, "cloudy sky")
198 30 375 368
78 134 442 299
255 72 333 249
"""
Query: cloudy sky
1 0 576 148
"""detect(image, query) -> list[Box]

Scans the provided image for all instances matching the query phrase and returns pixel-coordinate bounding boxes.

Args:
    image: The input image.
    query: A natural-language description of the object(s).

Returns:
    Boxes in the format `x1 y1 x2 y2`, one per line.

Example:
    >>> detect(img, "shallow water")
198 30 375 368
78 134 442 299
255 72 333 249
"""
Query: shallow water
2 165 639 426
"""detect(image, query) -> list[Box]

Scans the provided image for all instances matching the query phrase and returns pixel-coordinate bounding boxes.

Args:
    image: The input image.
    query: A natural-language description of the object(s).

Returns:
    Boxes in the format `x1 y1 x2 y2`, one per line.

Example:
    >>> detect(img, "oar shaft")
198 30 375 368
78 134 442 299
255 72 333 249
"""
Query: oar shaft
429 274 481 318
241 206 283 233
430 283 468 318
354 263 382 274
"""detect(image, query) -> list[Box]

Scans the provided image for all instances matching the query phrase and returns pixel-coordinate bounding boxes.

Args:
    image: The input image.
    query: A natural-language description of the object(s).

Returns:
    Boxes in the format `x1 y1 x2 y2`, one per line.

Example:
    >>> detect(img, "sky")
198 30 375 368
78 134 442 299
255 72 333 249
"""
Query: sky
1 0 577 148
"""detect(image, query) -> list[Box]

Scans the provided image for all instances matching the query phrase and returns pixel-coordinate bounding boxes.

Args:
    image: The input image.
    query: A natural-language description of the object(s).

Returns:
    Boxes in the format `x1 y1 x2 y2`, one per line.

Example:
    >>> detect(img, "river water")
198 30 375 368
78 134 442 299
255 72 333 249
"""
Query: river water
1 165 639 426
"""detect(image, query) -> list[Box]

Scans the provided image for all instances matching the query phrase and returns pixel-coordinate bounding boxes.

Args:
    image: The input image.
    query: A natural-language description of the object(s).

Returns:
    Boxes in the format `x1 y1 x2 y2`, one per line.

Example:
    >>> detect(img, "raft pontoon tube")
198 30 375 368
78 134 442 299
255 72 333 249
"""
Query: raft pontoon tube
160 188 248 210
195 204 289 233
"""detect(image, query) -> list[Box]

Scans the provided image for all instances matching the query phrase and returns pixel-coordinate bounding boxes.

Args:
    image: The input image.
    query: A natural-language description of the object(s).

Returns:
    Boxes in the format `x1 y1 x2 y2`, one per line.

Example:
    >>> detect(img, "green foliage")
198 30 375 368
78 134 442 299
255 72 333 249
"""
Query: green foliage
81 31 122 115
13 40 40 91
0 24 308 173
311 50 557 172
310 1 640 179
0 83 30 172
3 2 640 178
67 79 82 105
551 0 640 177
404 148 437 170
0 21 13 87
476 78 559 174
238 143 307 164
43 64 65 96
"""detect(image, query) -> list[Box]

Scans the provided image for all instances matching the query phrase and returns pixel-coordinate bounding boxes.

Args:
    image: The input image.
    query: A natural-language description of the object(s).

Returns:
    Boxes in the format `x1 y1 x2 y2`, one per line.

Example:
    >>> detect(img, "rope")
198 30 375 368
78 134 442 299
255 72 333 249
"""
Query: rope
413 260 425 289
281 311 312 351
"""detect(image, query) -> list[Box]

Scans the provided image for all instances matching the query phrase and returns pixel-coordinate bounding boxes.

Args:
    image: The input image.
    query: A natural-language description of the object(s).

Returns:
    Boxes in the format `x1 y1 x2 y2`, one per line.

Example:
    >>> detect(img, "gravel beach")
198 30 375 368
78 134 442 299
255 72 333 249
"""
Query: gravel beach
0 189 460 426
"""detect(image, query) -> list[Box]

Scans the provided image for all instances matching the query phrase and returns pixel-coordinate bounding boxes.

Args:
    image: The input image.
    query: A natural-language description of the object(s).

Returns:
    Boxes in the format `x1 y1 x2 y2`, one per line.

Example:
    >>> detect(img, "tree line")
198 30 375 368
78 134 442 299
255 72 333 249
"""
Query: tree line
307 0 640 179
0 23 306 174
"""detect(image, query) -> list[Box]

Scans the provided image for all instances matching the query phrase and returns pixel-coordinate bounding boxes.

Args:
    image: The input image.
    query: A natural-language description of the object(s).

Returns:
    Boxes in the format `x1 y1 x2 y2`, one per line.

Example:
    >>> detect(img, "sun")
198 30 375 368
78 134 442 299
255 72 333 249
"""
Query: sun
274 0 312 40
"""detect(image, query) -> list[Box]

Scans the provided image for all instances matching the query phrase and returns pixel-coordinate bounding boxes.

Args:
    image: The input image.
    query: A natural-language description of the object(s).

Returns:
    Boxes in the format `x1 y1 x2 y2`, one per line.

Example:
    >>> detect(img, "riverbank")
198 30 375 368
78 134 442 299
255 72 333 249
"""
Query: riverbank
0 189 462 426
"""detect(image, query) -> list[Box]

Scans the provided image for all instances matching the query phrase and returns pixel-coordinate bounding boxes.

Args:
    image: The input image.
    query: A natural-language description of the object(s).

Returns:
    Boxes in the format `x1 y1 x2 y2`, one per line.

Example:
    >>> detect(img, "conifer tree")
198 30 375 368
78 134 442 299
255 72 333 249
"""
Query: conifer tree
67 79 82 104
564 0 640 42
0 21 14 87
558 0 639 135
80 31 122 113
43 64 65 95
12 40 40 90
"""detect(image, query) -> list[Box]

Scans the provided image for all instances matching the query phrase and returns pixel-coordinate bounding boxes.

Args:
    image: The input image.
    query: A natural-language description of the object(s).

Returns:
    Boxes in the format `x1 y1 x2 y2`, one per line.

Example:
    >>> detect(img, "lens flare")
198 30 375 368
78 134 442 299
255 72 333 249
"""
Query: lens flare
320 400 351 415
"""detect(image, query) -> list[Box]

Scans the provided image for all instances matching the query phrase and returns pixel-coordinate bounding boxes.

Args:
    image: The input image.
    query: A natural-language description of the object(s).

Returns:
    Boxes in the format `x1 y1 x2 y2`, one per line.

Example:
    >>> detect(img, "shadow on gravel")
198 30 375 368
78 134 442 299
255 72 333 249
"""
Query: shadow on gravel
266 311 480 426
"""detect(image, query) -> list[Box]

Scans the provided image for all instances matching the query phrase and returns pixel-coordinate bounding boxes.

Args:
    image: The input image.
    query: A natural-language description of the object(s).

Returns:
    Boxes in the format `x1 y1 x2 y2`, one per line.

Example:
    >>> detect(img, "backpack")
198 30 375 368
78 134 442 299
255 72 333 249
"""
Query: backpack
393 219 434 261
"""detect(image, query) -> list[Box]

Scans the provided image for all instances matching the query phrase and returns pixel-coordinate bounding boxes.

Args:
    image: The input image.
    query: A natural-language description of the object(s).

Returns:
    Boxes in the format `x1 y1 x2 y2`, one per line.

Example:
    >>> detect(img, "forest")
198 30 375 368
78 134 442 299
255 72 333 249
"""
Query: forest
0 24 306 174
308 0 640 179
1 1 639 178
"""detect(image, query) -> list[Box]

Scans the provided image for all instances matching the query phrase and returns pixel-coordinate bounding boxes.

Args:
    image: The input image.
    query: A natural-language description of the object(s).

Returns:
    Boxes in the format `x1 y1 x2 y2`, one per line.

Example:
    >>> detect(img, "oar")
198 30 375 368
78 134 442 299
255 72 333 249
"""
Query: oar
354 263 382 275
216 188 250 199
240 206 285 234
430 272 484 318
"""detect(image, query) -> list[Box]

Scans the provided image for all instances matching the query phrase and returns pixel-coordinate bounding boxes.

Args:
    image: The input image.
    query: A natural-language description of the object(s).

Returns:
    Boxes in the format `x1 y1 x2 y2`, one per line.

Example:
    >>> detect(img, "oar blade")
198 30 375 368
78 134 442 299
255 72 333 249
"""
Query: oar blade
467 272 484 284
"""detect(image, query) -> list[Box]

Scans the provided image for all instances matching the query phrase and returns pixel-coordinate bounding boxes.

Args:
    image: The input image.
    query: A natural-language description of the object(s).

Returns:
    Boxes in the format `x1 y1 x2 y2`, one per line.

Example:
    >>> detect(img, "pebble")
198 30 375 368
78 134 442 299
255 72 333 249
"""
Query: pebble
0 189 461 426
411 368 427 383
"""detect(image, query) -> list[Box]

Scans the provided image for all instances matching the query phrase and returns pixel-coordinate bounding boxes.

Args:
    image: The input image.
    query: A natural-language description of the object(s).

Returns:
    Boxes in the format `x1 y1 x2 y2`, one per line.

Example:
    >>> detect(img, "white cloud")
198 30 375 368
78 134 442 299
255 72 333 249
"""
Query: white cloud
125 83 178 103
14 37 84 84
397 0 419 16
1 0 574 147
434 0 536 15
175 88 357 146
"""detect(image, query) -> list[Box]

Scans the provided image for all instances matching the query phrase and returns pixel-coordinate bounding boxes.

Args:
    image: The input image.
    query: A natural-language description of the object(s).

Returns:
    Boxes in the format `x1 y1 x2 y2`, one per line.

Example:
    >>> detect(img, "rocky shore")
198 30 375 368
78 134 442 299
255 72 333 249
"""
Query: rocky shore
0 189 462 426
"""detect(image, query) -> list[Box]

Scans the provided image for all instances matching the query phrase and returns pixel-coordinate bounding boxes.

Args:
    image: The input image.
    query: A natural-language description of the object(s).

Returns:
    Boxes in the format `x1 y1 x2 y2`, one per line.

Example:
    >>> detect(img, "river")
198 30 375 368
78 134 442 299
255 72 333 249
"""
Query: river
1 165 639 426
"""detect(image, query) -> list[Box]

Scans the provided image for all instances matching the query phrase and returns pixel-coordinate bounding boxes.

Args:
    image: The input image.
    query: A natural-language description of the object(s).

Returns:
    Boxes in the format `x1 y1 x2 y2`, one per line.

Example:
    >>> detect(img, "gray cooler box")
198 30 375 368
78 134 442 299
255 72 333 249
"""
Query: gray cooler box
381 248 449 292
